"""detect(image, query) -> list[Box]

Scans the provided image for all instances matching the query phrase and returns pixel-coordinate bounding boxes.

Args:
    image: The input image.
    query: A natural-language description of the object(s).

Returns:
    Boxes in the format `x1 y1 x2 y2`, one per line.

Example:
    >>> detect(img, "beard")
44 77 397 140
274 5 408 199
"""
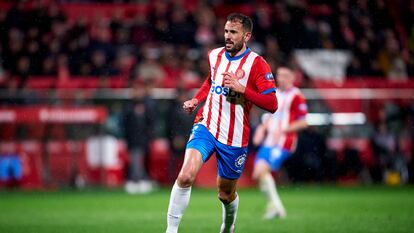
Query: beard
225 39 244 55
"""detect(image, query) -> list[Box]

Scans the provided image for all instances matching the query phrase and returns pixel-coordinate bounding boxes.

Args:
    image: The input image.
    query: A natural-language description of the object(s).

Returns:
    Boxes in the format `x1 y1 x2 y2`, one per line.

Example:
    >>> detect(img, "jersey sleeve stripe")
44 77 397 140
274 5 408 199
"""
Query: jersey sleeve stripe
261 88 277 94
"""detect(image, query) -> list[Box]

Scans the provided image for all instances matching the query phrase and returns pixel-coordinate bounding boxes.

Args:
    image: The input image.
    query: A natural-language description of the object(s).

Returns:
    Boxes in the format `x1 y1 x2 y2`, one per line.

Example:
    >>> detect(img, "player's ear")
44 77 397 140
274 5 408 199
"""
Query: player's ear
244 32 252 42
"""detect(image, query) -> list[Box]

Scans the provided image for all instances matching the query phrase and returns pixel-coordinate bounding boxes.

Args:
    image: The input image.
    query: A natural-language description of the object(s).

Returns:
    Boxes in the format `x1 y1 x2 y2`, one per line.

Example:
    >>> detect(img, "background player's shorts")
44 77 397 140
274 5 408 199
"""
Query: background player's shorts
254 146 290 171
186 124 248 179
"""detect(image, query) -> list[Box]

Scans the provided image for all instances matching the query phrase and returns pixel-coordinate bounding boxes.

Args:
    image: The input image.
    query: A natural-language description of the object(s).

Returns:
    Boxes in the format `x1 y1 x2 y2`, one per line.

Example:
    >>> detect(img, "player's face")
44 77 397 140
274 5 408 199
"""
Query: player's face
224 21 251 55
276 68 294 90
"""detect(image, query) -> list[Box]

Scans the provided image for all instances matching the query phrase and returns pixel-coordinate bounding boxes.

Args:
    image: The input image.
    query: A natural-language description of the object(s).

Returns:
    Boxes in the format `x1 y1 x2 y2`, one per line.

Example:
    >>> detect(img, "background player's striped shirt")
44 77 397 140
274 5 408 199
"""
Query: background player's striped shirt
262 87 308 152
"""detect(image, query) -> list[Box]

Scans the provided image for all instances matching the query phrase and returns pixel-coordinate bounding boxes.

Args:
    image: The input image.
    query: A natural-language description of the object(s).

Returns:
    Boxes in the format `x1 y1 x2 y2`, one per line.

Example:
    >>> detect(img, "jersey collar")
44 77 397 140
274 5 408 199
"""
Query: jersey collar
225 47 251 61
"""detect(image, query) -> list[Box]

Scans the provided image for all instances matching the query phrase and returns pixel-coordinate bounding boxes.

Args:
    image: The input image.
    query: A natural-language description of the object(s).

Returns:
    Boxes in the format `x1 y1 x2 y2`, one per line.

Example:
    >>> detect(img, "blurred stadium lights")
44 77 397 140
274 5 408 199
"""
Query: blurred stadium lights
306 112 366 126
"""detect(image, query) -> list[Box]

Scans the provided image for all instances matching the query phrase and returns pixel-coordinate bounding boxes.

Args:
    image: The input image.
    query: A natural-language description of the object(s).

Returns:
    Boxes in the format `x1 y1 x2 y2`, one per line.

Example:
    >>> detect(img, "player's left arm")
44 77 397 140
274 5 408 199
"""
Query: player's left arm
282 119 308 133
282 94 308 133
223 57 278 113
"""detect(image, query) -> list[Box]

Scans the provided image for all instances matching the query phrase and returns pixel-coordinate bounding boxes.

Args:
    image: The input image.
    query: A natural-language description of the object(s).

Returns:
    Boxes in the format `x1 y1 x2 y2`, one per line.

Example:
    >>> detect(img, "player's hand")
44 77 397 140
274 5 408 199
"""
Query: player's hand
223 71 245 93
183 98 199 114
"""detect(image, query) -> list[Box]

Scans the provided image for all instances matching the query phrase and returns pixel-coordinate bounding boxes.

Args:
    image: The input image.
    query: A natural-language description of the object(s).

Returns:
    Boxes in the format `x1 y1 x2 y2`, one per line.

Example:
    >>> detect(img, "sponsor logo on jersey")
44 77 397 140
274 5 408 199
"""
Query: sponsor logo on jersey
211 81 241 98
265 73 274 81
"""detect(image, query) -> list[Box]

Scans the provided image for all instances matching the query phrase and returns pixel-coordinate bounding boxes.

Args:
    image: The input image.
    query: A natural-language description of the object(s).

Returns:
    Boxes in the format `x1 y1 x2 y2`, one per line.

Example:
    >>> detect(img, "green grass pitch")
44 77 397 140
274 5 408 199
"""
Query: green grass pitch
1 186 413 233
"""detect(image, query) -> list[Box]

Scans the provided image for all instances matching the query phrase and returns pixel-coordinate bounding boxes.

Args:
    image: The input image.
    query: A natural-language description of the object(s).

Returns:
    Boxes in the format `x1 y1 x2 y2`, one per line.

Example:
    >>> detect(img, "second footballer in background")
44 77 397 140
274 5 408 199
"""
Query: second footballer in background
252 66 308 219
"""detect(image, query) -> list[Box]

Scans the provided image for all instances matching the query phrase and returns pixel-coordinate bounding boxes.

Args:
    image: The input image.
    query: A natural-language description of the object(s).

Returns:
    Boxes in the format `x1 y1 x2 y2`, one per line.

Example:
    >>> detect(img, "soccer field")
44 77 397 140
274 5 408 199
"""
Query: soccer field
1 186 413 233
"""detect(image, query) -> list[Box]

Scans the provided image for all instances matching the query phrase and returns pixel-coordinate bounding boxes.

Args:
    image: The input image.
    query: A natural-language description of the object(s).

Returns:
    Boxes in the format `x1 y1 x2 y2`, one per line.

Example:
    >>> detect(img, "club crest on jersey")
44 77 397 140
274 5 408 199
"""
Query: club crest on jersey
211 81 241 98
235 68 245 79
265 73 274 81
234 153 247 169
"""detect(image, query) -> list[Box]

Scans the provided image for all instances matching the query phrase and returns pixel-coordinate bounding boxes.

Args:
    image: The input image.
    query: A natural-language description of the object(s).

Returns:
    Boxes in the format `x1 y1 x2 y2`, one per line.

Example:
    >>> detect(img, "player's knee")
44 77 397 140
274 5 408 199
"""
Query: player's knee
252 161 270 181
218 190 235 204
252 169 260 180
252 167 264 181
176 172 195 188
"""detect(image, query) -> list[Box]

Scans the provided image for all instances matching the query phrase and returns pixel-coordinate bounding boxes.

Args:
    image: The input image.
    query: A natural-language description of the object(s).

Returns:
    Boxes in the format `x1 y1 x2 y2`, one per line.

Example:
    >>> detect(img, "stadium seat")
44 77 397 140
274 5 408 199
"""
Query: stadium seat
85 137 125 187
46 141 74 187
0 124 17 140
349 139 375 167
0 141 43 189
26 76 56 89
19 140 44 189
148 138 171 185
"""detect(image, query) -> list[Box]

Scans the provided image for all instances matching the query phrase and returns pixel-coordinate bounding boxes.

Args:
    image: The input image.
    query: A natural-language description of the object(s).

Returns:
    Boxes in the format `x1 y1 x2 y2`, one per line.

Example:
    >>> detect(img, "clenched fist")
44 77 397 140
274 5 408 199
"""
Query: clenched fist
183 98 199 114
223 71 246 94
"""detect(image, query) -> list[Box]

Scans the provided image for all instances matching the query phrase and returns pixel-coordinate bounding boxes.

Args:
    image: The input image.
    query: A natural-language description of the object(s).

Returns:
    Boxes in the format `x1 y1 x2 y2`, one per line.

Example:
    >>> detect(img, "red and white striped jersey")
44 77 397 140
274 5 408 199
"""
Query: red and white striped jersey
262 87 308 152
197 47 277 147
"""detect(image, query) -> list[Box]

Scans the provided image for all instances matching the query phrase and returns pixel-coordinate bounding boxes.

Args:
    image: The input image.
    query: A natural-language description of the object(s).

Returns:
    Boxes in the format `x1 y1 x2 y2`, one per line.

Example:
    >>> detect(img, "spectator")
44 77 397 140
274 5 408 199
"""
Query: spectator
194 6 216 47
166 89 194 183
90 50 117 76
0 0 411 81
168 7 196 46
135 45 165 87
346 56 364 77
377 33 408 80
121 86 156 194
15 57 30 88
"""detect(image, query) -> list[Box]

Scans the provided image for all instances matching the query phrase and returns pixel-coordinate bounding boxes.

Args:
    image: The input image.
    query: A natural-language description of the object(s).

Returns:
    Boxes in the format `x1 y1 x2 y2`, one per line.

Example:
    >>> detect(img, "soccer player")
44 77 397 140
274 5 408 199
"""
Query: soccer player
165 13 278 233
252 66 308 220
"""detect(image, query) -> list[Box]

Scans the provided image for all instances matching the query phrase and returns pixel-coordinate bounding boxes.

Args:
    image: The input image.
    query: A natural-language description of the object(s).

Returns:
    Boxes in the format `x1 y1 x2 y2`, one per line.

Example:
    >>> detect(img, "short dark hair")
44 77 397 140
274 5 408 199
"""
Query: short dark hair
227 13 253 33
277 61 294 71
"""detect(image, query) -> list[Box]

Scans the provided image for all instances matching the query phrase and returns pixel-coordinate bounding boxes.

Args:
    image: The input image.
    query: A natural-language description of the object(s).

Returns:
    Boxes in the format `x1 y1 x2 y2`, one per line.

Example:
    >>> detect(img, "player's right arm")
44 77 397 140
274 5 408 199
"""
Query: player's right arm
183 73 211 114
252 113 271 146
282 94 308 133
253 124 266 146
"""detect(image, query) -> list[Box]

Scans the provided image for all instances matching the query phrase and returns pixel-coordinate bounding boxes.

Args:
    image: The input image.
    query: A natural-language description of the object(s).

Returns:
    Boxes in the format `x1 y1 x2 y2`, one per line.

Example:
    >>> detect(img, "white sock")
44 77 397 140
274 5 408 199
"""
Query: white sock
166 182 192 233
220 195 239 233
260 173 285 214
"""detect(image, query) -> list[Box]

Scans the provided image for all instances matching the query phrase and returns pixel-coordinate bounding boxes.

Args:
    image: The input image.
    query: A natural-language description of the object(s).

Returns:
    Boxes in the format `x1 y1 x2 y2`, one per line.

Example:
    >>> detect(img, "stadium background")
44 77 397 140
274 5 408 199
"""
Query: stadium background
0 1 413 232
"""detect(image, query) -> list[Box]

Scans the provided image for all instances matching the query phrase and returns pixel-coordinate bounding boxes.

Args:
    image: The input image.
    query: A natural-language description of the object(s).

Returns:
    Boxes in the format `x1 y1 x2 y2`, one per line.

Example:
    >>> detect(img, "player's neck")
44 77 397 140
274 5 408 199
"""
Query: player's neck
229 46 247 58
280 85 294 91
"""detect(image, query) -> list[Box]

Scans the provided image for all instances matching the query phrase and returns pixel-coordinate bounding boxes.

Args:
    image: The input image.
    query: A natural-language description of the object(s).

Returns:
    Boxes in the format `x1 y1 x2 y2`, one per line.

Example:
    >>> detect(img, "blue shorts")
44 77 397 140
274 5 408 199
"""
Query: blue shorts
186 124 248 179
254 146 290 171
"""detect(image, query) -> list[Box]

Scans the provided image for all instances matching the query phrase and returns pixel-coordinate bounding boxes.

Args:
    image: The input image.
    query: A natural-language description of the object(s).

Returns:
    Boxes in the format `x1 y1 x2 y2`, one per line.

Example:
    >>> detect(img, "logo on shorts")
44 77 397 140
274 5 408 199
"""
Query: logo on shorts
193 124 199 131
235 154 247 169
188 124 199 141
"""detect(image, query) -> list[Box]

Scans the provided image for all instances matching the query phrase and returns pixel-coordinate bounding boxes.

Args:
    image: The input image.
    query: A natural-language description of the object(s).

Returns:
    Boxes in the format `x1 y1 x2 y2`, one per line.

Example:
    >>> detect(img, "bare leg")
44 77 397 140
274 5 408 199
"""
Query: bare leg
253 160 286 219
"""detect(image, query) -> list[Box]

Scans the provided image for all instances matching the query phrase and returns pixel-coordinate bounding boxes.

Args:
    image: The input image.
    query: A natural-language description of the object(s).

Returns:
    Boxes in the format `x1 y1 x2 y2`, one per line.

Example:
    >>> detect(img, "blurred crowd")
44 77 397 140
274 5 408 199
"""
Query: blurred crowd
1 0 414 91
0 0 413 186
